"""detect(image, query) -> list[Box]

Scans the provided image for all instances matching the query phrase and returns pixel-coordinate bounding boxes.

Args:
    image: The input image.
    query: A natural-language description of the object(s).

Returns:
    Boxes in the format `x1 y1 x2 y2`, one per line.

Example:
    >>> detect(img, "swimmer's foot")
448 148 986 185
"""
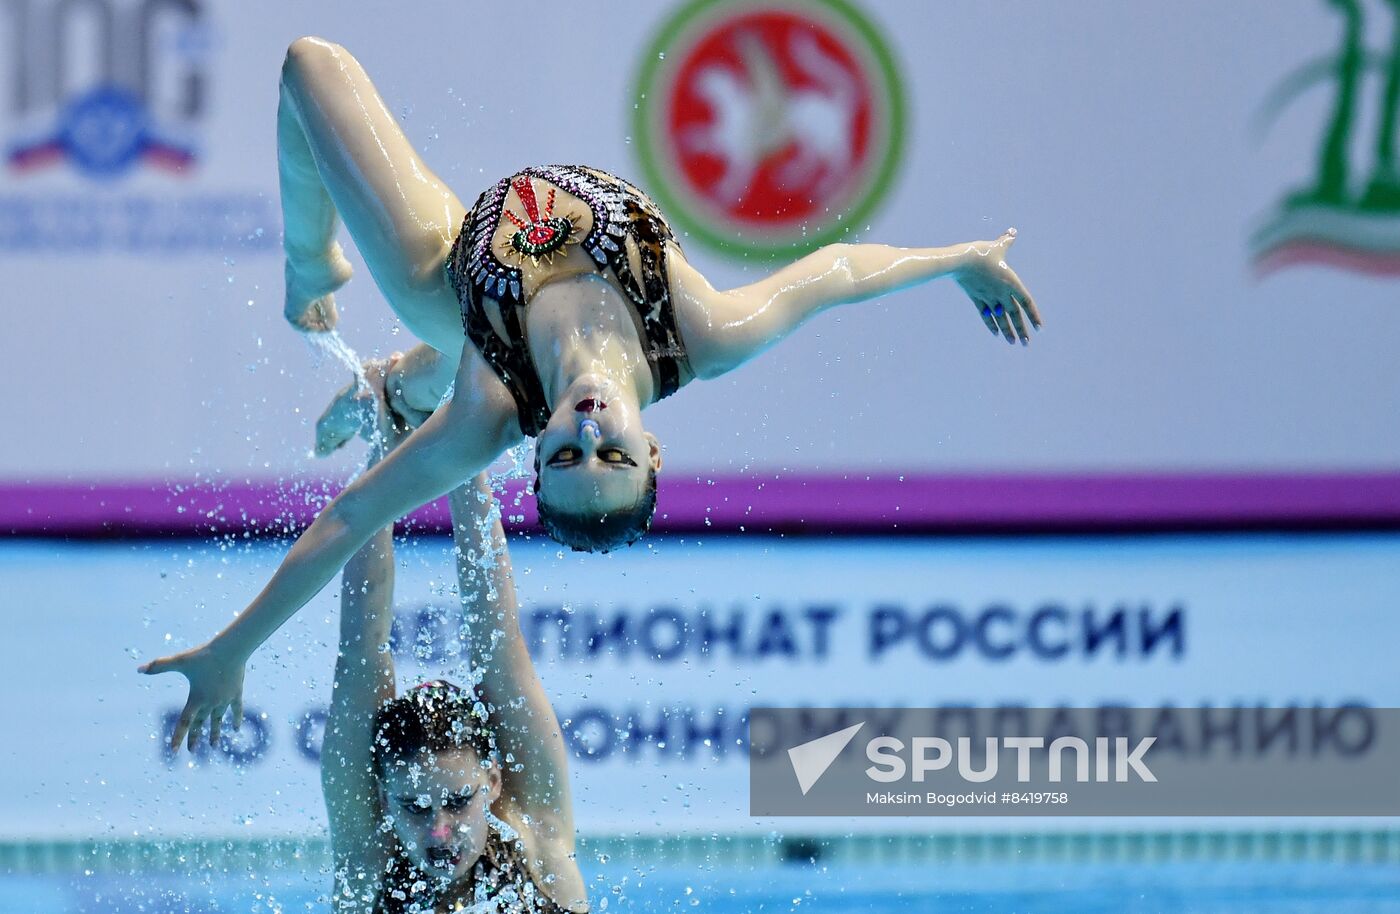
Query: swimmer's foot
284 244 354 332
289 295 340 333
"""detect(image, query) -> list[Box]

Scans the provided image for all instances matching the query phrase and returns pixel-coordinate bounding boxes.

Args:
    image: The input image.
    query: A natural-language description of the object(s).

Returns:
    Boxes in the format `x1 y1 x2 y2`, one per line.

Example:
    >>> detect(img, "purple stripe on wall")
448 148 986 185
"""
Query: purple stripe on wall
5 473 1400 537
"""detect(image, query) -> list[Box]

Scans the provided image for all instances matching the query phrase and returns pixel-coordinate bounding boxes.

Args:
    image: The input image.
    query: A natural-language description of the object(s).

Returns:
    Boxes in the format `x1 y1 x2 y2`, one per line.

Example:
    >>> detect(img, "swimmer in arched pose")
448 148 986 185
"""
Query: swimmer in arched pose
140 36 1041 749
277 35 1040 554
313 359 587 913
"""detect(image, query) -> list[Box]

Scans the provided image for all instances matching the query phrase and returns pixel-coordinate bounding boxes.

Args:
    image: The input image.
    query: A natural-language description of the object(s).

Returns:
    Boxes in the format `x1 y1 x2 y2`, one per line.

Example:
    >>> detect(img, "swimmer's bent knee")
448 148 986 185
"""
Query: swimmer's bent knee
283 36 341 76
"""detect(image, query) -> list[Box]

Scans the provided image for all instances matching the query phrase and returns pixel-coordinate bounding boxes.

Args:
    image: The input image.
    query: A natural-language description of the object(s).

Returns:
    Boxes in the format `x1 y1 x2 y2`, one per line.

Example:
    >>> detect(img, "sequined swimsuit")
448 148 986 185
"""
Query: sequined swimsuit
374 827 582 914
445 165 690 437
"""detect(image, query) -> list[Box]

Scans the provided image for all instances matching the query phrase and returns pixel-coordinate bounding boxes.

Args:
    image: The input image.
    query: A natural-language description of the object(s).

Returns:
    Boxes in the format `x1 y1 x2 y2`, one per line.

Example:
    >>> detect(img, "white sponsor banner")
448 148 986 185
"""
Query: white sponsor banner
3 533 1399 840
1 0 1398 482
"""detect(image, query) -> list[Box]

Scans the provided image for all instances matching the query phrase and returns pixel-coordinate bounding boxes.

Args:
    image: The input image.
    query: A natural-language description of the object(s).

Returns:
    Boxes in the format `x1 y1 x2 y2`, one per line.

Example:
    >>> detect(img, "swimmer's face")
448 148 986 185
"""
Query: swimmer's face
534 391 661 515
379 748 500 881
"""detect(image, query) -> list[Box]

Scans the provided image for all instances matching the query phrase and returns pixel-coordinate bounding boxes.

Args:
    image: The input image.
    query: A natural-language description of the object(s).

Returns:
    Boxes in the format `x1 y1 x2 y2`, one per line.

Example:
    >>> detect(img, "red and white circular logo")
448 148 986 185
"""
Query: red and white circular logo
634 0 905 257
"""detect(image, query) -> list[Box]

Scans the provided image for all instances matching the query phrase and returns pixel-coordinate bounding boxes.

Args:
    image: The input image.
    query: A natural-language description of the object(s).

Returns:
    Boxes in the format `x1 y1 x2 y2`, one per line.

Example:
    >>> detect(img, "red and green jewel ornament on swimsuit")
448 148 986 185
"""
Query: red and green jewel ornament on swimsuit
502 176 579 264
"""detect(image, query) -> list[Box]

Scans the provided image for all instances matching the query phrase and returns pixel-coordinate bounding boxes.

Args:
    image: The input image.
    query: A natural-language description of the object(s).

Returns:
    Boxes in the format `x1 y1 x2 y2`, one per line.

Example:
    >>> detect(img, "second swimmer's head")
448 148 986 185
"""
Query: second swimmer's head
371 681 500 883
532 389 661 553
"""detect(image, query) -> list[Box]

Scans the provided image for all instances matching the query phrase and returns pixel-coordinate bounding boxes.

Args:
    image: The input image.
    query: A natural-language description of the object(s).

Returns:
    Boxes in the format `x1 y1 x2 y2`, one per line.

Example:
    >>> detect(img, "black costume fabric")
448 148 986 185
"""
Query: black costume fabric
374 826 581 913
445 165 689 437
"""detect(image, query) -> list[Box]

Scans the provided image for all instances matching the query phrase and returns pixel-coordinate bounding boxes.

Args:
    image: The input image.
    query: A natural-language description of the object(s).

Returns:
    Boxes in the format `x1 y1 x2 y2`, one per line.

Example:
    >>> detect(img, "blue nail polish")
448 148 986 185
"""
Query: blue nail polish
993 303 1005 316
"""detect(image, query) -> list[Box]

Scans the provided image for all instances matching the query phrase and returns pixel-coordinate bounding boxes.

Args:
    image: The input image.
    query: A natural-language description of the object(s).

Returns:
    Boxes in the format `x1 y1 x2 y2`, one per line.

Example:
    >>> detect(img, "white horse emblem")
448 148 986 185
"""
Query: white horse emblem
683 30 860 205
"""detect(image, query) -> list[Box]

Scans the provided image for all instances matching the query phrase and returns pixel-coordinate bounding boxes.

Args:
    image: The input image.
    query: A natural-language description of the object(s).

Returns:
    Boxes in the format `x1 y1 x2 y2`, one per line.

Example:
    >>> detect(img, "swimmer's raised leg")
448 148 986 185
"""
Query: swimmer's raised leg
279 37 466 353
669 230 1041 380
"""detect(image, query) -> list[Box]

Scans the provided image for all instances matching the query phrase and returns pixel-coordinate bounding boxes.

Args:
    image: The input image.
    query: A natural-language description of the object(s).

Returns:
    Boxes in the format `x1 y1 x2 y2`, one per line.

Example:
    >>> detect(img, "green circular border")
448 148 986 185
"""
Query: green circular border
631 0 907 260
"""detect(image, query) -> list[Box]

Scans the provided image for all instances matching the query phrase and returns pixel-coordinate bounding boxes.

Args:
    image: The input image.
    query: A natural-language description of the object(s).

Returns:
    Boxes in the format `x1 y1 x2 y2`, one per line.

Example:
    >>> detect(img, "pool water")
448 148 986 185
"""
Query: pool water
5 860 1400 913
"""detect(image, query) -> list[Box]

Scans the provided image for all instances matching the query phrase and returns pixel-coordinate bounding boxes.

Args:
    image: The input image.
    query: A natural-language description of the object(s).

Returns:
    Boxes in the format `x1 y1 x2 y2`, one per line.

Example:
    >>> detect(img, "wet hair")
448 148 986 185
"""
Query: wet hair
533 465 657 553
370 680 497 778
370 681 499 914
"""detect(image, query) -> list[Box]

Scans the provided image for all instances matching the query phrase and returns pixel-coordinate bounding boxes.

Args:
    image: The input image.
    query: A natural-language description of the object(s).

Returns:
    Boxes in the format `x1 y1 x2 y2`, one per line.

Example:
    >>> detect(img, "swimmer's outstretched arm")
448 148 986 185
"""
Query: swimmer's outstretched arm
141 340 519 751
448 480 589 911
669 230 1042 380
279 36 466 354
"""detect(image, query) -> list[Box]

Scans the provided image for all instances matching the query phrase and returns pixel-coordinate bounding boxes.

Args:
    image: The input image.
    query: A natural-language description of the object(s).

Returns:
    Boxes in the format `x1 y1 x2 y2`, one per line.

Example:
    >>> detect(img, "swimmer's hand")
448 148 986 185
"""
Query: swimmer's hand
284 242 354 333
138 642 247 752
313 354 412 459
953 229 1042 346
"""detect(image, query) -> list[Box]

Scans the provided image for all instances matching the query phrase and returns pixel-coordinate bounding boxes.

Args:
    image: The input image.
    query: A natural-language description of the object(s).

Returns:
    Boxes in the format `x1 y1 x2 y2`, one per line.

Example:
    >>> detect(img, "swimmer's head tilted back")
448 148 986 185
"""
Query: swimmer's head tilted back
532 381 661 553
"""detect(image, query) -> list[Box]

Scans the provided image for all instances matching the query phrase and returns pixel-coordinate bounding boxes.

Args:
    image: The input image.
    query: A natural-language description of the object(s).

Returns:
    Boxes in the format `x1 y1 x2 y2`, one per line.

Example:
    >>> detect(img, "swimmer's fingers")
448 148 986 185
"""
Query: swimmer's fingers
959 279 1015 342
1012 283 1042 330
983 265 1035 341
186 710 205 753
141 652 201 751
974 299 1000 337
208 704 227 748
1005 299 1030 346
171 701 199 752
975 231 1036 332
1012 295 1040 339
231 694 244 732
143 643 246 753
998 264 1041 331
989 302 1016 344
959 232 1040 337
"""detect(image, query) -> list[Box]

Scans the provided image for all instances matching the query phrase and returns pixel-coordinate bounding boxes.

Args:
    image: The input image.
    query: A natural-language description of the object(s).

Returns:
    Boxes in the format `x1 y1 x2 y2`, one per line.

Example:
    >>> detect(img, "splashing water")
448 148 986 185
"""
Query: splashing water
302 328 369 394
492 441 531 491
301 328 399 458
301 327 534 725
